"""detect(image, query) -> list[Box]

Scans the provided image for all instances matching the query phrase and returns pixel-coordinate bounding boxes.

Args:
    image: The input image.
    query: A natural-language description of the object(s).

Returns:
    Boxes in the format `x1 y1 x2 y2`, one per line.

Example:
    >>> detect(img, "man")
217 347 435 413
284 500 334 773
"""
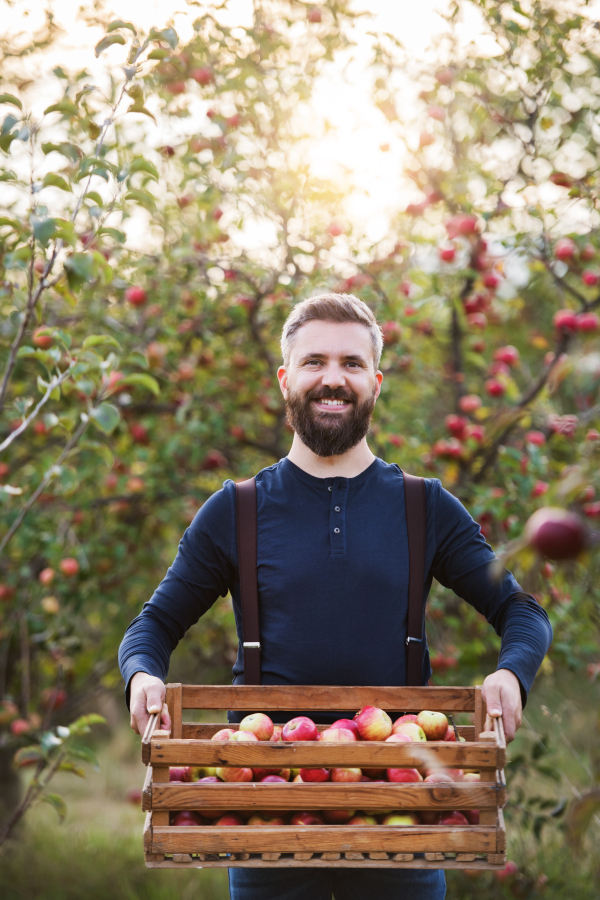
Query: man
120 292 552 900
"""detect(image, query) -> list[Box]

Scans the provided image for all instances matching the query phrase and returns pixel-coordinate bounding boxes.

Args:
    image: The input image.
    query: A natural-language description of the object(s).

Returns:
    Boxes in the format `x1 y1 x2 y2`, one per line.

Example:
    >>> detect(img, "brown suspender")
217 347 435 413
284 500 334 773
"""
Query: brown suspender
235 470 427 687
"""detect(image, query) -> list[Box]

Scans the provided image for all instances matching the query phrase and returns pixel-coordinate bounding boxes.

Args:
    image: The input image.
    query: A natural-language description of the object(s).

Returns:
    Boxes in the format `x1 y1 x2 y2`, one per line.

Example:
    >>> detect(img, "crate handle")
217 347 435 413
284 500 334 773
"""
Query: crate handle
484 712 506 749
141 711 159 746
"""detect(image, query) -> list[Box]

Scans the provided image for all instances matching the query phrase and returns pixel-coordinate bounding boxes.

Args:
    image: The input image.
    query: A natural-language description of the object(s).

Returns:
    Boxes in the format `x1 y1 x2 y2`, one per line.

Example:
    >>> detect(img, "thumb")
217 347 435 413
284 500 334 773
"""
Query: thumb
486 685 502 717
146 686 165 715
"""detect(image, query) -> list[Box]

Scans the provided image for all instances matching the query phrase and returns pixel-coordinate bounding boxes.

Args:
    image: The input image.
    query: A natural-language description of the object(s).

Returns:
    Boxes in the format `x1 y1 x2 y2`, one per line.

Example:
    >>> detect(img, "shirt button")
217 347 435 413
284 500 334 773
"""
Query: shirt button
334 527 340 534
334 506 341 512
328 486 332 492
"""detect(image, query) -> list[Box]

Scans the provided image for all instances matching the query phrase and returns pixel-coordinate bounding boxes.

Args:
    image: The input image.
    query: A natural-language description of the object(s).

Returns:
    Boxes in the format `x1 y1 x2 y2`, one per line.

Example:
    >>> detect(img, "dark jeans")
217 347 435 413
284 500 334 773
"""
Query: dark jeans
228 867 446 900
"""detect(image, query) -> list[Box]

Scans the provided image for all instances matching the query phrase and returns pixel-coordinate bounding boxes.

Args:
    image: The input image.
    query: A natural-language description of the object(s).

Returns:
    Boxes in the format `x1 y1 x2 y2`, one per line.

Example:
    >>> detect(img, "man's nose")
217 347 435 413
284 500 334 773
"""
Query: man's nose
320 364 346 387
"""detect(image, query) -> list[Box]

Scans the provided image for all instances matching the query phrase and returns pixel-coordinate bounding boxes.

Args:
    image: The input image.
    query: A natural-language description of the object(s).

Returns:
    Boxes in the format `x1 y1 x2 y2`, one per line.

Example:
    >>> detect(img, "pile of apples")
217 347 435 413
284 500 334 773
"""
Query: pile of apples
168 706 481 829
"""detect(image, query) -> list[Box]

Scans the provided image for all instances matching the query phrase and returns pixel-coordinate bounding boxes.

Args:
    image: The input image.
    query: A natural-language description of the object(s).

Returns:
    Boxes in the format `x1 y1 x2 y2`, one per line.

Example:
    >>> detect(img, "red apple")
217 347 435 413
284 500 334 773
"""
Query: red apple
322 808 356 823
494 345 520 366
197 775 221 783
391 722 426 742
495 860 519 882
330 718 360 739
231 730 259 742
524 507 587 560
485 378 505 397
215 766 253 782
320 727 357 743
290 811 324 826
260 775 287 783
440 811 469 826
467 312 487 330
10 719 31 736
33 328 54 349
330 768 362 783
525 431 546 446
211 728 235 741
191 66 214 85
124 286 147 307
576 311 600 332
214 813 244 826
465 809 480 824
423 772 454 784
347 814 377 825
171 811 203 826
554 238 577 262
40 687 67 711
553 308 577 331
387 767 423 783
381 813 420 825
445 415 468 438
385 733 413 743
354 706 392 741
439 245 456 262
458 394 482 414
238 714 274 741
299 768 330 782
129 423 149 444
443 726 457 742
59 557 79 577
247 814 287 825
420 810 443 824
169 766 193 782
307 7 322 22
282 716 318 741
38 567 55 586
393 714 419 728
445 213 478 239
382 321 402 345
416 710 448 741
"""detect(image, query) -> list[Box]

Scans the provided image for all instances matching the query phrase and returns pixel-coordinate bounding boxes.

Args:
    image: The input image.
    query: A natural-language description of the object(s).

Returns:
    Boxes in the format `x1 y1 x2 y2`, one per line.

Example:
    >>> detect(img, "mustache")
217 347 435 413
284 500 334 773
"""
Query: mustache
307 388 355 403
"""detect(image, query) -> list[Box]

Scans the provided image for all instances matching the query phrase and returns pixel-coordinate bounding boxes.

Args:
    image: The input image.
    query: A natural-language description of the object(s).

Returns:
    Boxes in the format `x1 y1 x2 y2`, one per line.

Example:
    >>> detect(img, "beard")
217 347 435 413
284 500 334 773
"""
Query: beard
285 383 377 458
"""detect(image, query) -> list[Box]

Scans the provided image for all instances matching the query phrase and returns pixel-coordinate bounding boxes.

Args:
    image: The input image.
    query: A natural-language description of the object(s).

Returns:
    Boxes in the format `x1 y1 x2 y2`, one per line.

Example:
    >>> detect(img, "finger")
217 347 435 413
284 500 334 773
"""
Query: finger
146 686 164 716
160 701 172 732
484 684 502 718
130 713 140 735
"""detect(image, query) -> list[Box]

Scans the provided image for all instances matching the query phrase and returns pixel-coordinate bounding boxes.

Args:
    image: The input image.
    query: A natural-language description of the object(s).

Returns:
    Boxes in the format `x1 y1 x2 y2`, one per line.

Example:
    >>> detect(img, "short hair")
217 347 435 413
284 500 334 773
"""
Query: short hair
280 293 383 372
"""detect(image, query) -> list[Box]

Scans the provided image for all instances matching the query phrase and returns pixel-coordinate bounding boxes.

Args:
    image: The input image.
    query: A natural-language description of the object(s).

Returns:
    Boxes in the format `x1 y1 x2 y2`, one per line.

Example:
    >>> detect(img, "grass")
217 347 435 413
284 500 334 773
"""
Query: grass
1 669 598 899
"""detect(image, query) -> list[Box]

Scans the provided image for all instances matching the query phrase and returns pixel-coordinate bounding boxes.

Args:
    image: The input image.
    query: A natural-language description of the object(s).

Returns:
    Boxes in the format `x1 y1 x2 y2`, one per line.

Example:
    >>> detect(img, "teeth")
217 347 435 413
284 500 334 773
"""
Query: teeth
318 399 347 406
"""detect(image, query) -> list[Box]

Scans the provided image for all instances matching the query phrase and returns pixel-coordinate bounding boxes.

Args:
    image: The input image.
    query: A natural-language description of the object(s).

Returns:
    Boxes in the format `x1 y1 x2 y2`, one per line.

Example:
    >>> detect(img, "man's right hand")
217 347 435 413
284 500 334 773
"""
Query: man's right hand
129 672 171 736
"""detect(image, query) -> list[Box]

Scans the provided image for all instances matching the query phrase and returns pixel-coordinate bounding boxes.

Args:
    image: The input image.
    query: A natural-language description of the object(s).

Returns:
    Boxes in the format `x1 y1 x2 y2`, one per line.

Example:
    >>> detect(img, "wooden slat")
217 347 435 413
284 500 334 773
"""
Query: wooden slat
474 686 483 739
323 852 342 860
142 765 153 812
152 825 497 854
152 782 502 811
294 852 313 860
151 739 500 769
180 685 476 712
151 767 170 826
393 853 414 861
425 852 445 861
478 728 498 830
143 812 153 853
497 808 506 852
166 684 183 740
173 854 192 863
180 722 476 741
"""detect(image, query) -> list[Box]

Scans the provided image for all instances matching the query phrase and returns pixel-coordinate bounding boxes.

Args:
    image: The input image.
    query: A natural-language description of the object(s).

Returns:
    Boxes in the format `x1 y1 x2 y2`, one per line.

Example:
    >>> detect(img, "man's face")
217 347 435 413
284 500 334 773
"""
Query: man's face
277 320 383 458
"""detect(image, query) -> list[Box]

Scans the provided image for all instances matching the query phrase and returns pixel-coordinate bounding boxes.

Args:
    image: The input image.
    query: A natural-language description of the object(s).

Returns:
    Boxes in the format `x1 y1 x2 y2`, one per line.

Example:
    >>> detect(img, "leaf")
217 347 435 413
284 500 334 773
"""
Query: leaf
566 788 600 851
0 215 22 229
41 141 82 162
14 746 46 768
84 191 103 205
124 189 156 211
82 334 121 350
129 158 159 181
0 93 22 109
57 761 86 778
148 49 169 60
90 402 120 434
0 170 17 182
107 19 137 34
44 100 79 117
42 173 72 192
33 217 57 247
95 34 126 57
124 350 149 369
68 713 106 735
119 373 160 396
149 26 178 49
67 745 100 769
75 85 96 105
42 792 67 822
98 226 126 243
64 252 97 289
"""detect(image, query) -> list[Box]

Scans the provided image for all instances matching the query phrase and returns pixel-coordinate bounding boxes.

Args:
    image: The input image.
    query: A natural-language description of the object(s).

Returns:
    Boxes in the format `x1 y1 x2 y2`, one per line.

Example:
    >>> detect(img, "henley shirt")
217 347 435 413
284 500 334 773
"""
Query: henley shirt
119 457 553 720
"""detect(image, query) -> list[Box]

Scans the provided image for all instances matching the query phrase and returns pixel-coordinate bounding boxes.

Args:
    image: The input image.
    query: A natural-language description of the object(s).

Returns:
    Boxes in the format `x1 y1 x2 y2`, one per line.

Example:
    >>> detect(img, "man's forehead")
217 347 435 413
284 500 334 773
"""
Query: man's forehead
291 320 372 358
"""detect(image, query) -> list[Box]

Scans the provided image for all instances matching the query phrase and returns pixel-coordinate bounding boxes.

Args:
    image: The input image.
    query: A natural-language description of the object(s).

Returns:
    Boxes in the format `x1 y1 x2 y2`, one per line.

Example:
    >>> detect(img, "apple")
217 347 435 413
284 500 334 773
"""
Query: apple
231 730 260 742
299 768 330 783
443 726 457 742
171 811 203 826
416 710 448 741
323 808 356 823
423 772 454 784
292 774 303 782
419 810 443 825
331 719 360 739
320 727 357 742
465 809 480 824
129 423 149 444
386 768 423 783
247 813 287 825
124 286 148 307
445 415 467 438
467 312 487 330
38 568 55 586
33 328 53 349
463 773 481 784
211 728 235 741
485 378 505 397
260 775 287 783
554 238 577 262
381 813 420 825
290 811 324 826
553 308 577 332
196 775 221 784
393 714 418 729
576 311 600 332
282 716 318 741
239 713 274 741
59 557 79 577
40 687 67 711
362 768 386 779
215 766 253 782
10 719 31 736
524 507 587 560
385 733 413 744
307 7 322 22
440 811 469 826
169 766 193 782
330 768 362 783
494 345 520 366
382 321 402 345
495 860 519 882
439 245 456 263
582 270 600 287
354 707 392 741
214 813 244 826
0 584 15 603
347 814 378 825
445 213 478 239
525 430 546 446
391 722 426 742
191 66 214 85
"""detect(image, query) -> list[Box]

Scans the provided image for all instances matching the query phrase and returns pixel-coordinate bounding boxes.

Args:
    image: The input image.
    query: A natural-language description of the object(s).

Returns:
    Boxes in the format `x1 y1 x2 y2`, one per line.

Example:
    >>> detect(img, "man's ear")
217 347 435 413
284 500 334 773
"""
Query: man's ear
277 365 288 399
374 370 383 400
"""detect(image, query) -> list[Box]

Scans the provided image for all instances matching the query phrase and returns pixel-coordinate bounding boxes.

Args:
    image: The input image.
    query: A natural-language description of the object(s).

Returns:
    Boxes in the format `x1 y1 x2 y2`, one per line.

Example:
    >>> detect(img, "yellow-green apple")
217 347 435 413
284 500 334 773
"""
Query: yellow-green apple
214 813 245 826
330 767 362 783
191 766 218 780
239 713 274 741
292 773 303 782
354 706 392 741
278 768 291 781
290 811 324 825
290 768 301 779
347 814 377 825
282 716 318 741
386 767 423 783
212 728 235 741
231 730 260 742
416 710 448 741
463 773 480 783
171 811 203 826
299 768 330 782
393 714 418 730
381 813 420 825
440 811 469 826
323 808 356 823
423 772 454 784
320 727 357 742
270 725 283 742
169 766 193 782
216 766 253 782
392 722 426 742
331 718 360 739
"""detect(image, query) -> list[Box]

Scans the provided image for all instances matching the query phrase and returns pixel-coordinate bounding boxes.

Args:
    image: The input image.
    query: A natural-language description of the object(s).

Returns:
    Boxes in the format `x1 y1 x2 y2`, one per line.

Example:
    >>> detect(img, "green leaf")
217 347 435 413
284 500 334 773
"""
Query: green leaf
64 252 97 289
90 402 120 434
79 439 113 469
42 792 67 822
129 158 159 181
44 100 79 117
42 173 72 192
82 334 121 350
0 93 22 109
98 226 126 243
84 191 103 205
119 373 160 396
14 746 46 768
147 49 169 60
57 760 86 777
41 141 83 162
124 350 149 369
75 85 96 105
95 34 126 57
68 713 106 735
107 19 137 34
67 745 100 769
33 217 57 247
0 170 17 182
124 188 156 211
0 215 21 229
149 26 178 49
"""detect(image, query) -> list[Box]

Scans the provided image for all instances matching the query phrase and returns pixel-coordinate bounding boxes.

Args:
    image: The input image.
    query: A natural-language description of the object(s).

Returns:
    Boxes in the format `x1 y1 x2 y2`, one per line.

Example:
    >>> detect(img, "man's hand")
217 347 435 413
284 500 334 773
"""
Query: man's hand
481 668 522 743
129 672 171 737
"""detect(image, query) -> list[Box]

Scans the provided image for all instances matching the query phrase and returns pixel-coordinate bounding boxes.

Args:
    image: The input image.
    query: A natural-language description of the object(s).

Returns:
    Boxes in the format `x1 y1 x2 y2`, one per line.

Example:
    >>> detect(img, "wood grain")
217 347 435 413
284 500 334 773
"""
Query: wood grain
180 685 476 712
151 824 498 854
166 684 182 740
142 765 153 812
151 782 502 811
478 728 498 831
151 767 170 826
143 812 153 853
150 739 500 770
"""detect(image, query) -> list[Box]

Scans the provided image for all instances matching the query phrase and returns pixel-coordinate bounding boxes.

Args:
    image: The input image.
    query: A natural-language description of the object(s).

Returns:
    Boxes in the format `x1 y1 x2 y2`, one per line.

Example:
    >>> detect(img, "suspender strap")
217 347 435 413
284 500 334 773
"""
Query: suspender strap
403 472 427 687
235 477 261 686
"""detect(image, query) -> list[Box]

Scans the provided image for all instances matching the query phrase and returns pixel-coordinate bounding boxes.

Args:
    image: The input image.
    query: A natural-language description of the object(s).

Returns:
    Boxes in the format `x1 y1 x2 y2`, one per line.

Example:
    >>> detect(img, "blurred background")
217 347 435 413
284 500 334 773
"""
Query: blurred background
1 0 600 896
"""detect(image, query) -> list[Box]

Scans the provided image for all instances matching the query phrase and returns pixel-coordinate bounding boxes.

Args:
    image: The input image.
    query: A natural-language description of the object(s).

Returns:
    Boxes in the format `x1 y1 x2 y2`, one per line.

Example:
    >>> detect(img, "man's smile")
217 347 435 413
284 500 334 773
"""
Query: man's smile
312 398 352 411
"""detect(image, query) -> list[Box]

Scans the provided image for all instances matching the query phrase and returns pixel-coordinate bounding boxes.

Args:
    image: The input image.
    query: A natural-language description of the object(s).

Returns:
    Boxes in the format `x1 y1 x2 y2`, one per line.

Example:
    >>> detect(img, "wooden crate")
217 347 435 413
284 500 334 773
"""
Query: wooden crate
141 684 507 869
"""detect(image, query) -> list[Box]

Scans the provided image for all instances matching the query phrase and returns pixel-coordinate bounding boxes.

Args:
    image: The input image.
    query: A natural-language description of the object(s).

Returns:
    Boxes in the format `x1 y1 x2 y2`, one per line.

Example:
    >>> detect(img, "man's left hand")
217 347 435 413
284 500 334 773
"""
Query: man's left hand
481 669 522 743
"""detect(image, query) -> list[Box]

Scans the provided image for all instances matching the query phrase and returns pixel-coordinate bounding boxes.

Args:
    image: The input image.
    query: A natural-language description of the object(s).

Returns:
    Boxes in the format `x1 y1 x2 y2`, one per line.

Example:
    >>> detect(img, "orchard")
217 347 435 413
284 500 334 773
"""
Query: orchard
0 0 600 897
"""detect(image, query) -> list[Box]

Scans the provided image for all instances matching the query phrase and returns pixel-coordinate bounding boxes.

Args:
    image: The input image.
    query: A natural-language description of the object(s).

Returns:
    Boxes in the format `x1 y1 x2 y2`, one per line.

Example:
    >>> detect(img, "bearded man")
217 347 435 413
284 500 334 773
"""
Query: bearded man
119 292 552 900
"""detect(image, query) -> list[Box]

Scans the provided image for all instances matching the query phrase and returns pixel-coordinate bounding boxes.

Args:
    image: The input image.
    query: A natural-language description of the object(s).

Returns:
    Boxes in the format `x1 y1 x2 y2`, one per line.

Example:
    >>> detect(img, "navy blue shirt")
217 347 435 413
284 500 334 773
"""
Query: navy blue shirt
119 458 552 717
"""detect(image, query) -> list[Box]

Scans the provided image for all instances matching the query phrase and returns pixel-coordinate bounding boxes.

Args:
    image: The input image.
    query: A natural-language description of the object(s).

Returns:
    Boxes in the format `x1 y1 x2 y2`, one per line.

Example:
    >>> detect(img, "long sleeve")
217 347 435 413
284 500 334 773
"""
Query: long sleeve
118 483 235 707
429 480 553 706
